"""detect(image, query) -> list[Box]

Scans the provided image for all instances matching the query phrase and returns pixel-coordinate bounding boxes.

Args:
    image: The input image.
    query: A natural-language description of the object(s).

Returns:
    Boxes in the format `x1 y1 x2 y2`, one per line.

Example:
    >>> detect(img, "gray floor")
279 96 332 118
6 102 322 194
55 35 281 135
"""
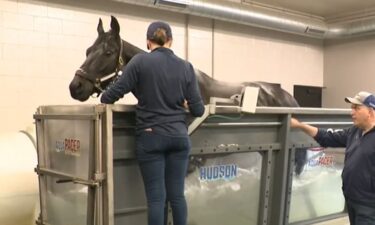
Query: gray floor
313 216 349 225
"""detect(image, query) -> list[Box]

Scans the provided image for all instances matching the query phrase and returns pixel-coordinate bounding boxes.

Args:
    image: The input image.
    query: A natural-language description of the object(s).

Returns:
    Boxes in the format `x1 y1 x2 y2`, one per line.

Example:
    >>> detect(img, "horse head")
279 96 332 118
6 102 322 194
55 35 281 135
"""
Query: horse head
69 16 125 101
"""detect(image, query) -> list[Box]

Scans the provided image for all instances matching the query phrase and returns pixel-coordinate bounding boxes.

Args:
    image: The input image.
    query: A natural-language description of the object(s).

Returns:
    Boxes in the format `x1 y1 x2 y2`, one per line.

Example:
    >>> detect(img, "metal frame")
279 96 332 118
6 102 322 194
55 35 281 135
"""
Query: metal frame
34 103 351 225
34 105 107 225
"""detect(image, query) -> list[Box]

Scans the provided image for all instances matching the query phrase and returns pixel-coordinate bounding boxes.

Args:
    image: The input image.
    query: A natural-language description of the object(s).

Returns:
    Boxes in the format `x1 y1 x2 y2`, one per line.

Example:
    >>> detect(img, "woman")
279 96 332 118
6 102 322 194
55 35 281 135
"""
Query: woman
101 21 205 225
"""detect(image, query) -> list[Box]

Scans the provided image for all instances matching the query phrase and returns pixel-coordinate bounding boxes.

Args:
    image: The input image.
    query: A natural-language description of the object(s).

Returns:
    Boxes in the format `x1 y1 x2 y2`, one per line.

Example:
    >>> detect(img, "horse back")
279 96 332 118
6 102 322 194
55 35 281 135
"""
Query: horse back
243 81 300 107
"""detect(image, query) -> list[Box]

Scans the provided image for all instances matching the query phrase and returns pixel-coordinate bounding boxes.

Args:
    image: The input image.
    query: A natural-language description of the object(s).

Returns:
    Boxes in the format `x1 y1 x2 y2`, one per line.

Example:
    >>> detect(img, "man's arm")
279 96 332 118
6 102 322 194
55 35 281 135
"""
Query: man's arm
290 117 318 138
291 117 348 148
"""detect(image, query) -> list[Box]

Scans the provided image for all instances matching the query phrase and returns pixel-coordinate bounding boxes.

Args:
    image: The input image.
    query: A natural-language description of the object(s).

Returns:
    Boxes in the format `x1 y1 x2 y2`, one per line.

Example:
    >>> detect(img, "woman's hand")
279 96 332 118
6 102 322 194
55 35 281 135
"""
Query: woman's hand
183 100 188 109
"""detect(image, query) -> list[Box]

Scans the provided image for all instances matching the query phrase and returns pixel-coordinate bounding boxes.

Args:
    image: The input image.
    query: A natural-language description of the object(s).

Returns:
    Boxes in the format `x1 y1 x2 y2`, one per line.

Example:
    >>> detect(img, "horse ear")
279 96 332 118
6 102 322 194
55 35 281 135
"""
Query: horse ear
97 18 104 35
110 15 120 35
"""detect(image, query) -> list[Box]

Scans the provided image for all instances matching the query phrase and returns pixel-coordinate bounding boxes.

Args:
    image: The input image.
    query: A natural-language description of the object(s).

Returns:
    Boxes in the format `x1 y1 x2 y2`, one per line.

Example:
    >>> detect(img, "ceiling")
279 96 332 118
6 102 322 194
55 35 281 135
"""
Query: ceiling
243 0 375 19
112 0 375 38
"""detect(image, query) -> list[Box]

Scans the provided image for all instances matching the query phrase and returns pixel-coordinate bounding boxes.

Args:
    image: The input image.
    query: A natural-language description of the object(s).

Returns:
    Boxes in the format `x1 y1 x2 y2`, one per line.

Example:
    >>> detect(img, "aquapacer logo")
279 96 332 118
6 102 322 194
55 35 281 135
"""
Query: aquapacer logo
55 138 81 156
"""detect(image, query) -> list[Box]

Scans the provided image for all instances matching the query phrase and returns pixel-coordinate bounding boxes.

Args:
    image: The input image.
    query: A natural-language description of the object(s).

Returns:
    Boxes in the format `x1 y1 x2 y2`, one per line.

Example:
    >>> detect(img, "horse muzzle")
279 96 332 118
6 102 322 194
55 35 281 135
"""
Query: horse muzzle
69 70 95 101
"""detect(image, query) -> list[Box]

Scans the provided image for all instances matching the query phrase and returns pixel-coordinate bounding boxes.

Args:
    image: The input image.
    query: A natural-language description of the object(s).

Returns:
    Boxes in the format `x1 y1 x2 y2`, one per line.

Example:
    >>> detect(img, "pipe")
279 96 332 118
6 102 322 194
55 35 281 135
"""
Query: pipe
112 0 375 39
0 129 39 225
326 18 375 38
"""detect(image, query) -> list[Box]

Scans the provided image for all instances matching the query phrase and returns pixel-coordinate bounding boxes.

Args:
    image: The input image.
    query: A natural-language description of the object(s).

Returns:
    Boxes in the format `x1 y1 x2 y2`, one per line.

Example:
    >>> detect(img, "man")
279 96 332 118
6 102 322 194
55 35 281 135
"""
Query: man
291 91 375 225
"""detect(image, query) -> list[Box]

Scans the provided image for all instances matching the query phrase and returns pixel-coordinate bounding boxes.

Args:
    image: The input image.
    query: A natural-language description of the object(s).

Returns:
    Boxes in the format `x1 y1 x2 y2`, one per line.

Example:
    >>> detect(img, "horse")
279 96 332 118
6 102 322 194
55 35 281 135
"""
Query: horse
69 16 306 175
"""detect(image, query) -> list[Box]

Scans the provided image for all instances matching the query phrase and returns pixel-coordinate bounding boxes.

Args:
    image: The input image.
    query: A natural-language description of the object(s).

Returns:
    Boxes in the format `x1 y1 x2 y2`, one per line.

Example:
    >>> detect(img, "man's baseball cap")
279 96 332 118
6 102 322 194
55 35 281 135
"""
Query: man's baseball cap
345 91 375 109
146 21 172 40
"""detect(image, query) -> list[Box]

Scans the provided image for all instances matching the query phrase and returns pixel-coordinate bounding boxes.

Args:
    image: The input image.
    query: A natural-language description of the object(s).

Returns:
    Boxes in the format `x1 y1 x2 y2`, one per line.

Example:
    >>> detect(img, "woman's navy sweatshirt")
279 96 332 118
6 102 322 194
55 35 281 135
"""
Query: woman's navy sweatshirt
101 47 204 136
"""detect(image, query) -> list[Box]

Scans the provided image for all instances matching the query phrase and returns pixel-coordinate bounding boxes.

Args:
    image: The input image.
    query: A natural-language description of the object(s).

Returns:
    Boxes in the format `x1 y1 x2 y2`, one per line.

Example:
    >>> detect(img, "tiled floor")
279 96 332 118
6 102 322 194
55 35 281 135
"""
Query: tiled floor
313 216 350 225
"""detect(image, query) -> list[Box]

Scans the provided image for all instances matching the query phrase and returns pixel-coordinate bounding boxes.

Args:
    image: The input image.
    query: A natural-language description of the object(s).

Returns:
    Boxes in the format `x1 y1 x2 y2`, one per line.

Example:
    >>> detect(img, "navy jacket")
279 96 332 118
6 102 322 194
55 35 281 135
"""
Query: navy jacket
315 126 375 206
101 47 205 136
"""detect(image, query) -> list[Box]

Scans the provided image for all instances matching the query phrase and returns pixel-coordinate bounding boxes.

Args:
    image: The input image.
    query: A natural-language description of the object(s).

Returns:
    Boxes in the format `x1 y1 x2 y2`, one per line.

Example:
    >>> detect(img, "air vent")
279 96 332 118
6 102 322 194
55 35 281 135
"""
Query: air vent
305 27 326 35
156 0 189 8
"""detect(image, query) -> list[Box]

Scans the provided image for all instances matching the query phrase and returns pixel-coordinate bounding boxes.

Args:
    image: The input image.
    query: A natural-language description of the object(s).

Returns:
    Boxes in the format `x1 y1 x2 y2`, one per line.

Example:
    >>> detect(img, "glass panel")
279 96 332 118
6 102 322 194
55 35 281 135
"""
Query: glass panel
43 120 94 179
289 147 345 223
186 152 262 225
44 176 90 225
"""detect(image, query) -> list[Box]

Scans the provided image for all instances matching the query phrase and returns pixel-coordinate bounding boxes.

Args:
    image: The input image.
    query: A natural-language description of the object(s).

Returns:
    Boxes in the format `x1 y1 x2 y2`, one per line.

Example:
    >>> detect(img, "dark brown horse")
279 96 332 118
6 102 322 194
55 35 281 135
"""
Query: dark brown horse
69 16 306 174
69 16 299 108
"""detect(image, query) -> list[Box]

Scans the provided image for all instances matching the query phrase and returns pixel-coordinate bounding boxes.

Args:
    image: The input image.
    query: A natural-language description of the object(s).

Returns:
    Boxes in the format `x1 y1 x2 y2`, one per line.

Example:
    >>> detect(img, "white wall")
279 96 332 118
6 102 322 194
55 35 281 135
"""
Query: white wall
0 0 98 134
212 21 323 93
0 0 324 134
324 37 375 108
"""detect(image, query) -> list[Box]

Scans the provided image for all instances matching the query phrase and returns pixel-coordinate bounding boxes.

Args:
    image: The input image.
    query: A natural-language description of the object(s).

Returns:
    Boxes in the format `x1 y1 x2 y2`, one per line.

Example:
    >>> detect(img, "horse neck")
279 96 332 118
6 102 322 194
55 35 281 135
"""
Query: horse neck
205 74 242 94
121 40 145 63
197 71 243 103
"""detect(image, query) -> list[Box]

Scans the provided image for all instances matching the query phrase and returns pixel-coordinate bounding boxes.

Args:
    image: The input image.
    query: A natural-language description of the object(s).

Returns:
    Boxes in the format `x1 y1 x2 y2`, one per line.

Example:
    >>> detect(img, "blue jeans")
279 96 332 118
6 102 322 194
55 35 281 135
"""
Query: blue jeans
136 131 191 225
346 198 375 225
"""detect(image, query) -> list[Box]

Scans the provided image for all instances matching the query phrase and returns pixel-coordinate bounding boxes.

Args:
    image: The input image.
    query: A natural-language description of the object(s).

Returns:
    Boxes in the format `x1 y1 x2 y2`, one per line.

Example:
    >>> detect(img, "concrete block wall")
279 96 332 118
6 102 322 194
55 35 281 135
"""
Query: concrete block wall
0 0 324 134
0 0 99 134
212 21 323 92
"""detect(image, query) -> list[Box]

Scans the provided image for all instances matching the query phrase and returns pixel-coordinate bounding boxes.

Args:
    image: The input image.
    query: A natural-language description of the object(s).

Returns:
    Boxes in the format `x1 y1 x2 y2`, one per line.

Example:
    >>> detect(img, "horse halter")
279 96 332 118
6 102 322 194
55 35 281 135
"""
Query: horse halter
75 39 125 97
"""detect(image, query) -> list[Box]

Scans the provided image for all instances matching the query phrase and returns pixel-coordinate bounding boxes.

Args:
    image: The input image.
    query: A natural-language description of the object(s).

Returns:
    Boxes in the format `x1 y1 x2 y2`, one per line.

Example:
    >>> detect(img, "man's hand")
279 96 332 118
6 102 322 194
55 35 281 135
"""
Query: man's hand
290 117 318 137
290 117 302 128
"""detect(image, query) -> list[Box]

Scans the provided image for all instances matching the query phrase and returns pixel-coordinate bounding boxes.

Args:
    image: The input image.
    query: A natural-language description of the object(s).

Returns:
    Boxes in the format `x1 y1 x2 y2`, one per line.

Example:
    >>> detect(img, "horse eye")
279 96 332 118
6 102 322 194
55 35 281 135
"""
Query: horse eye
105 50 112 56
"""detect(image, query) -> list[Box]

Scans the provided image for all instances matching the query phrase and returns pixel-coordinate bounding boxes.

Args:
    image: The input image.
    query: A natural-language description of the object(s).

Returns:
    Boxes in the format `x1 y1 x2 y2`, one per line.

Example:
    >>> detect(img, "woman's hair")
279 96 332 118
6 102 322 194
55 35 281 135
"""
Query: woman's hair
150 28 170 46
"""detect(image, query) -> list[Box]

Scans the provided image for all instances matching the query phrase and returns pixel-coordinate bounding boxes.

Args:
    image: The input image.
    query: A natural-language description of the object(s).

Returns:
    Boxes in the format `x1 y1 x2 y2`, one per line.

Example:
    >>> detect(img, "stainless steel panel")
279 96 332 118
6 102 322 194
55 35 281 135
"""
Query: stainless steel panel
41 119 95 180
113 159 147 224
43 176 89 225
35 105 101 225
